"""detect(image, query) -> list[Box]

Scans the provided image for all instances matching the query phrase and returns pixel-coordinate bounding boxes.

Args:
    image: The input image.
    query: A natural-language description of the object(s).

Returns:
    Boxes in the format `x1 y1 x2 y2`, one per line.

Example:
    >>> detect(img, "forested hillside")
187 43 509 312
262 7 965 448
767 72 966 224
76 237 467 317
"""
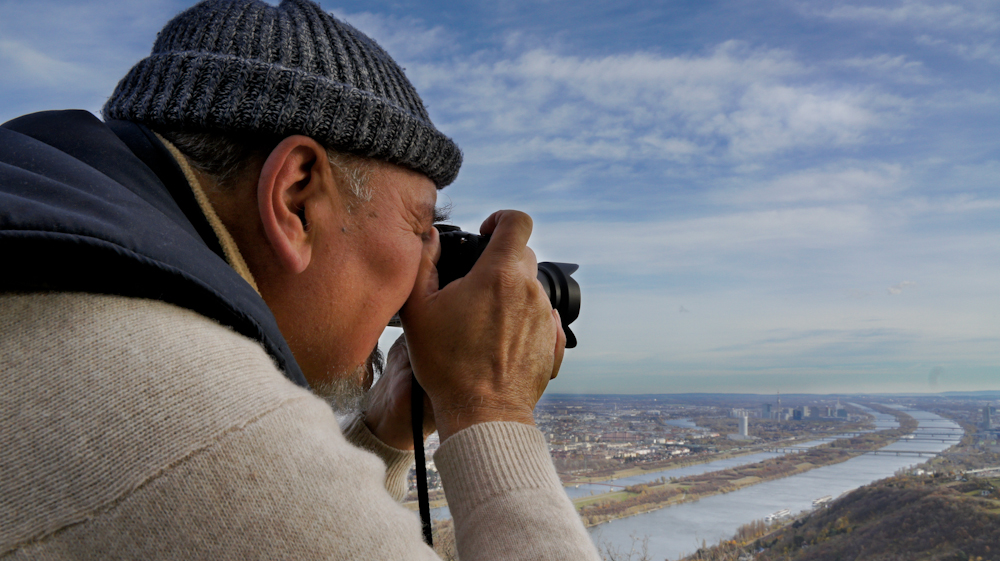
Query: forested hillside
686 472 1000 561
758 474 1000 560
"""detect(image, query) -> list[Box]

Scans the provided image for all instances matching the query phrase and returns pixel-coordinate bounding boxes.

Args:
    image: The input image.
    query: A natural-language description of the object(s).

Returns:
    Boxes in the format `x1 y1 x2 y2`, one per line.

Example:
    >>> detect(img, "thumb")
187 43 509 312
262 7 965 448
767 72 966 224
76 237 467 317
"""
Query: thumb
402 227 441 318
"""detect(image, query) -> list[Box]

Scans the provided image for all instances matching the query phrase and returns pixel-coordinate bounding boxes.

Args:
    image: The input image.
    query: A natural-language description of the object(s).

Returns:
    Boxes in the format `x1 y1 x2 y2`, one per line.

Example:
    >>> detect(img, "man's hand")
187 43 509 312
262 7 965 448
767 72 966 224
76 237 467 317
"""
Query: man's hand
363 334 435 450
400 210 566 442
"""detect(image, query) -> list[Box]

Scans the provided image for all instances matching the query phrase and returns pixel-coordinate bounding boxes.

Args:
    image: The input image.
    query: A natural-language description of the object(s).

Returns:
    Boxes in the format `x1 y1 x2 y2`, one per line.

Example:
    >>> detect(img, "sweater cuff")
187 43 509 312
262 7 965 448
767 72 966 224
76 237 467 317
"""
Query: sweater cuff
340 413 415 502
433 422 561 520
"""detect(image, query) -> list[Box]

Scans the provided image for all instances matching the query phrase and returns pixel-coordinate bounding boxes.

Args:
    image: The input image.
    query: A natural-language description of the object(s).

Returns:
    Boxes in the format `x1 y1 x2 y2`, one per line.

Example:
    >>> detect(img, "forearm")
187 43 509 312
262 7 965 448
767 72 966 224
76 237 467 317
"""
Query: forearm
435 422 601 561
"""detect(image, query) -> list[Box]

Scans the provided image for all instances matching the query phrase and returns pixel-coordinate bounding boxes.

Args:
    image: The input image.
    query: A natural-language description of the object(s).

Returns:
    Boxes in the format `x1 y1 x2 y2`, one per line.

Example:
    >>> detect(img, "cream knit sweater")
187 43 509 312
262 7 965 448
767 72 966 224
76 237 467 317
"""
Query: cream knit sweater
0 293 599 559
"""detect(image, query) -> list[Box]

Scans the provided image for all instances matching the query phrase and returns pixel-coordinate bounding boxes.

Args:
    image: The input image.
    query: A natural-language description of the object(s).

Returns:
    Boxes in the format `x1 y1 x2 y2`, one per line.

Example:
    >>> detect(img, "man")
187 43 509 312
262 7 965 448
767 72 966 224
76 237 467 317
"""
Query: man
0 0 600 559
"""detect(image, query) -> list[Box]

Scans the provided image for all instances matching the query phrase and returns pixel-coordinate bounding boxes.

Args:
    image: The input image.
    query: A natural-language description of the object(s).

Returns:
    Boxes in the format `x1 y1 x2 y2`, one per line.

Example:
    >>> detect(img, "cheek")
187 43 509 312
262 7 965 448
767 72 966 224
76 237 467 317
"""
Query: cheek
365 233 424 310
386 239 424 299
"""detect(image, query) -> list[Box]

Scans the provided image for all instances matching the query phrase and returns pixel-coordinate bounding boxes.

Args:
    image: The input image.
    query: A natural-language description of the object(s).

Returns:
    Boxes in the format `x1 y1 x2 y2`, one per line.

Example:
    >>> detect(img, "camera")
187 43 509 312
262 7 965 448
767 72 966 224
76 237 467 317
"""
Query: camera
436 225 580 348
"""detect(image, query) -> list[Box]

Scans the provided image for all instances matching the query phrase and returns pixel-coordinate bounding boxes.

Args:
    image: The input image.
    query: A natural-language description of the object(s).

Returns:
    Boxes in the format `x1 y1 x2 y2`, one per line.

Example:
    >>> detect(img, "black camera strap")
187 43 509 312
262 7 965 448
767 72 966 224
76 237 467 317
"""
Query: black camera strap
411 374 433 546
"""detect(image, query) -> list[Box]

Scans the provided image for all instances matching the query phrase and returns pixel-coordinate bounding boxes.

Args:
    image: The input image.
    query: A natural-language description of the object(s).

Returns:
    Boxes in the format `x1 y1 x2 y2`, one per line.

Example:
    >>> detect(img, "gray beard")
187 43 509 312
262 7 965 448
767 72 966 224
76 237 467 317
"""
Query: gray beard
312 345 384 415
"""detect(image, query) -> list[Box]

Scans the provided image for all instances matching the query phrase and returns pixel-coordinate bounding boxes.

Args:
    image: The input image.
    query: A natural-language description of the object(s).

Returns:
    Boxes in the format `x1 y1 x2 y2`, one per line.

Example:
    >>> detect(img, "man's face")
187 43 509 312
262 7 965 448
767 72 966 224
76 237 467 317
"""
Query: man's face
278 163 438 391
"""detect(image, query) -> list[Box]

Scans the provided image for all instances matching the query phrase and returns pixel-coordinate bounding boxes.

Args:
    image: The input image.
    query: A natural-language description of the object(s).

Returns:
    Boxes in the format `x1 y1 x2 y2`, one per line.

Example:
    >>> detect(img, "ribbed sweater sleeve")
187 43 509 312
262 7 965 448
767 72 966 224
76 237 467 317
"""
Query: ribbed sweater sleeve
340 413 415 502
436 423 601 560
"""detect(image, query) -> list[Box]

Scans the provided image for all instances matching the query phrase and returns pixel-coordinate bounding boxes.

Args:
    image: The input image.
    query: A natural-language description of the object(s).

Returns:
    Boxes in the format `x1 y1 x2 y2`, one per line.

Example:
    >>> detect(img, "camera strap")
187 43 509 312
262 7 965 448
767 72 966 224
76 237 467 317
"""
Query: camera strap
411 373 433 546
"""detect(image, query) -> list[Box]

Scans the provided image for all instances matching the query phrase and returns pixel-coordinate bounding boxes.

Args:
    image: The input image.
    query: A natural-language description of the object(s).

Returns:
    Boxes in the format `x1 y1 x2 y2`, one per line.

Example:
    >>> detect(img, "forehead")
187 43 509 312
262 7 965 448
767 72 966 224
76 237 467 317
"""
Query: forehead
373 163 437 218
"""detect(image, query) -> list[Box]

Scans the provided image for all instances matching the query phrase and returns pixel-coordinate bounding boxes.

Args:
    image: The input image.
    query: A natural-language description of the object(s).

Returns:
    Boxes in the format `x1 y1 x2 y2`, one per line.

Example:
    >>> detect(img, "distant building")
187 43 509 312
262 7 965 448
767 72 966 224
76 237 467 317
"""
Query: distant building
728 414 755 441
602 431 636 443
761 393 783 420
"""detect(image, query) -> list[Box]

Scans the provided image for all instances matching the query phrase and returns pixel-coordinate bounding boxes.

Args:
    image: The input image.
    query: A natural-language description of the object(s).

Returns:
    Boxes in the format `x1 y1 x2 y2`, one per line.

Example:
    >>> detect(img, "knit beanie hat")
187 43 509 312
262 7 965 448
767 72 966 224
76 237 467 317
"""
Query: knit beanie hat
103 0 461 187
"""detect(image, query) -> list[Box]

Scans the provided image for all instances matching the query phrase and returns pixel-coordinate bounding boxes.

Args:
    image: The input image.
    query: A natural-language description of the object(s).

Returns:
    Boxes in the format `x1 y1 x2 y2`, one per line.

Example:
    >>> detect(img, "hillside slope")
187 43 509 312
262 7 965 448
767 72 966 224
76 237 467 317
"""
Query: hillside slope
755 475 1000 561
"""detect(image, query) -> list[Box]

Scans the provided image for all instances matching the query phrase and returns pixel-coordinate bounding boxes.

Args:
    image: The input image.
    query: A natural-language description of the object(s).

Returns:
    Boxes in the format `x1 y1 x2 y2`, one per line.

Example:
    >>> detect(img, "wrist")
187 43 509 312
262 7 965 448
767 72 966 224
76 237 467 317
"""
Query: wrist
433 399 536 442
364 413 415 451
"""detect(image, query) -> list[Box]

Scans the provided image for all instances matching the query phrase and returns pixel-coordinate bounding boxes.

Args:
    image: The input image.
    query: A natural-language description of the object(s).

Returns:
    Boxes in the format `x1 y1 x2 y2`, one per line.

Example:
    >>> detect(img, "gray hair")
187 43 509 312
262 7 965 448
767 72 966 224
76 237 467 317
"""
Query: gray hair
157 128 374 202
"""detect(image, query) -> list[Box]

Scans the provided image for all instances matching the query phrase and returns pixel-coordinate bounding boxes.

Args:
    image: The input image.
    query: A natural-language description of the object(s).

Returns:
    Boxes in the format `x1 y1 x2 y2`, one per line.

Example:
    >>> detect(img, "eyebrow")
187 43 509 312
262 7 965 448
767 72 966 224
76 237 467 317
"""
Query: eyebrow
434 203 452 224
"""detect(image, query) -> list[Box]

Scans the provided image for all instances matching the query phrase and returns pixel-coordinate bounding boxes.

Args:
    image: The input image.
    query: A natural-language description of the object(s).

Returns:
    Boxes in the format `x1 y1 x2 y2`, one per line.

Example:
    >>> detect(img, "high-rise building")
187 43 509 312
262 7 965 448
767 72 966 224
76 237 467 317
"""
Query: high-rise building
739 415 749 437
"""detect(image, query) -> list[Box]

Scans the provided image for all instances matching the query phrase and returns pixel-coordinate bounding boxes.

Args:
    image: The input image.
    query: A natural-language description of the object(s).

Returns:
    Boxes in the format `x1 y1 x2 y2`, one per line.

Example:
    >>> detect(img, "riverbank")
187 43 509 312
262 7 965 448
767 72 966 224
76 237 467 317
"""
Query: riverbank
683 471 1000 560
576 406 917 527
560 419 875 486
403 440 825 514
562 446 776 485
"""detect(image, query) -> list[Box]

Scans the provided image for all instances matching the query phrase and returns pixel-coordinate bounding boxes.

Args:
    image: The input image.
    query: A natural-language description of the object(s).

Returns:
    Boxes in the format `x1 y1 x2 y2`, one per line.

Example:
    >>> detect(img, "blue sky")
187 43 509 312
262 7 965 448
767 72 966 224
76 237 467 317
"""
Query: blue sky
2 0 997 394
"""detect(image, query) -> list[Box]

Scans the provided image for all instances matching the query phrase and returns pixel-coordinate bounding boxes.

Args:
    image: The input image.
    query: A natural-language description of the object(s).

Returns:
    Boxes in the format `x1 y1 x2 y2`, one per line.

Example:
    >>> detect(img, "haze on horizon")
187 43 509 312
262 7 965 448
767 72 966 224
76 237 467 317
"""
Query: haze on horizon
2 0 997 395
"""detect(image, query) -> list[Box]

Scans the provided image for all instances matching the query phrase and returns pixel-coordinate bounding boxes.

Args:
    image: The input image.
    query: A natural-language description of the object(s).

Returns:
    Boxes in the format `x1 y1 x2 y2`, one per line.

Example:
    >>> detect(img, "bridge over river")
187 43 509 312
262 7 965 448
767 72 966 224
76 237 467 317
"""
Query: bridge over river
765 446 947 457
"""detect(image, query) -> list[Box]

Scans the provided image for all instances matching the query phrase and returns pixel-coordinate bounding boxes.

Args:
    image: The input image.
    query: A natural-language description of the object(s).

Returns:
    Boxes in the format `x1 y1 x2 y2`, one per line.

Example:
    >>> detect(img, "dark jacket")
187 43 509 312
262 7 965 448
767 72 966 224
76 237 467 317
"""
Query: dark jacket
0 110 306 388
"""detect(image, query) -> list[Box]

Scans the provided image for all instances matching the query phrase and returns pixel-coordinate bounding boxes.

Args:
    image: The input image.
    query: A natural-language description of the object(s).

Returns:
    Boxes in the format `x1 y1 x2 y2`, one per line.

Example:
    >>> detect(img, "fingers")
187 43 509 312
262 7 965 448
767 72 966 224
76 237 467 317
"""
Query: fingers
362 333 438 448
479 210 533 268
551 309 566 380
363 334 417 450
407 227 441 305
385 334 411 380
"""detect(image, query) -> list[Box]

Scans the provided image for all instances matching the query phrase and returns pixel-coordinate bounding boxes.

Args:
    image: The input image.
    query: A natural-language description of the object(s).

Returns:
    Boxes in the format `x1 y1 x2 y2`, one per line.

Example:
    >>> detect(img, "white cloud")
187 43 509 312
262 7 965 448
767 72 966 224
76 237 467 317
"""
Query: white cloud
0 0 181 122
903 194 1000 215
718 83 893 158
817 1 1000 31
326 9 455 60
531 205 875 272
888 280 917 294
0 39 87 86
808 1 1000 64
916 35 1000 65
721 163 906 205
404 41 902 166
836 54 932 83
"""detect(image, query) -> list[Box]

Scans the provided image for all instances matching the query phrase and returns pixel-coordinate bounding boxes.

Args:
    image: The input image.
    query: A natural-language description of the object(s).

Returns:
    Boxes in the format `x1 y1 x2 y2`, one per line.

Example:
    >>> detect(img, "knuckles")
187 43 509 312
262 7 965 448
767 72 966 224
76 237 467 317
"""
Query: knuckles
503 210 533 232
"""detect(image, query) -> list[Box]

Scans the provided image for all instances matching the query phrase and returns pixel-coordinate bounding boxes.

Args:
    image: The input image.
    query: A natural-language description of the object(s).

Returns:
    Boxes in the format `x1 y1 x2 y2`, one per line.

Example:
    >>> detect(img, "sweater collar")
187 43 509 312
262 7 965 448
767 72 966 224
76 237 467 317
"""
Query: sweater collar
154 134 261 296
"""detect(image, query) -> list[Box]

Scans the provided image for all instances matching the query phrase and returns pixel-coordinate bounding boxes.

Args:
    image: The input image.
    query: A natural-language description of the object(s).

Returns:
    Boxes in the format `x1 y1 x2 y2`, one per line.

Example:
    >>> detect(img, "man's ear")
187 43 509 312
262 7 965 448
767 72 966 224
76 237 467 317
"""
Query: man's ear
257 135 331 274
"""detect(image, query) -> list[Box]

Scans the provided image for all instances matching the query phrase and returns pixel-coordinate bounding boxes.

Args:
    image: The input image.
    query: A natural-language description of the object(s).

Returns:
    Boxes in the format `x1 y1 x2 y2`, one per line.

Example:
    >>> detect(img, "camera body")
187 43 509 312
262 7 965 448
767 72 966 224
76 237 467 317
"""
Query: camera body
436 226 580 348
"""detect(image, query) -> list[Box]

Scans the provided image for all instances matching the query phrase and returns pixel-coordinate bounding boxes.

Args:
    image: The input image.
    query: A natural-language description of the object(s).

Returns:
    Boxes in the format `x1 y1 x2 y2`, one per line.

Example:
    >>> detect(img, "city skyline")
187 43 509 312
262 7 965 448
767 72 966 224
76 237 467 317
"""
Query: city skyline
2 0 997 393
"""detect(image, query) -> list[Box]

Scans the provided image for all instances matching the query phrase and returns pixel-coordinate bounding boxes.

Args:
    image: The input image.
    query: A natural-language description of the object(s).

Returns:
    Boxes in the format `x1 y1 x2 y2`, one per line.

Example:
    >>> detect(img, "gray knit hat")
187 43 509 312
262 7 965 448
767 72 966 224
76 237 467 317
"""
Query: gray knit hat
103 0 461 187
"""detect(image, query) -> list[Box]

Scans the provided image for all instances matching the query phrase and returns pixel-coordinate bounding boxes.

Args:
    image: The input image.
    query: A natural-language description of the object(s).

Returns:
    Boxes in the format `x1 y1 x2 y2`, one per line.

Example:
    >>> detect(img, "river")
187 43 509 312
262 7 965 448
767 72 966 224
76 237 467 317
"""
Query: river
565 434 838 500
588 407 962 560
428 432 834 521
